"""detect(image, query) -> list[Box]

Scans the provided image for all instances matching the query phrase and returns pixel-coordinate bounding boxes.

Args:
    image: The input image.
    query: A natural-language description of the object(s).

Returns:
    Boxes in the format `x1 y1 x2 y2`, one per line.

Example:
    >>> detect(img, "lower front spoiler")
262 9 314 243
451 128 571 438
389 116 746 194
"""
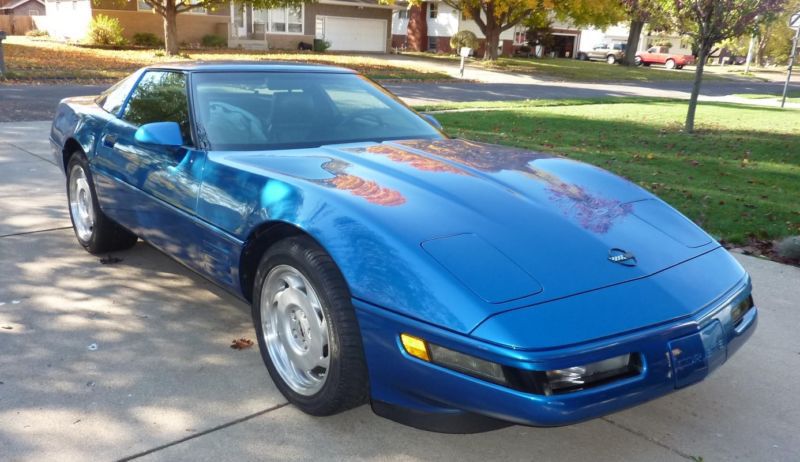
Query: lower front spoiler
354 288 758 433
371 400 512 434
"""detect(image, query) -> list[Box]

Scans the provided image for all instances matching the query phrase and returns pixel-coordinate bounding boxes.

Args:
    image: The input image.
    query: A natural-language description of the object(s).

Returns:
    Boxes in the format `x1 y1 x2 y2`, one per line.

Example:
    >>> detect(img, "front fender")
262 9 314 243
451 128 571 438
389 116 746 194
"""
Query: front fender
50 97 107 172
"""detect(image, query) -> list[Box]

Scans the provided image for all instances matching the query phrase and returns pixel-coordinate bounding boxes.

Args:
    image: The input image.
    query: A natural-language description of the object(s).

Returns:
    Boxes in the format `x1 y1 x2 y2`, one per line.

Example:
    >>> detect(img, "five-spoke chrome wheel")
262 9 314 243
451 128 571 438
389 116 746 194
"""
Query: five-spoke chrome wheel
68 164 95 242
260 265 330 396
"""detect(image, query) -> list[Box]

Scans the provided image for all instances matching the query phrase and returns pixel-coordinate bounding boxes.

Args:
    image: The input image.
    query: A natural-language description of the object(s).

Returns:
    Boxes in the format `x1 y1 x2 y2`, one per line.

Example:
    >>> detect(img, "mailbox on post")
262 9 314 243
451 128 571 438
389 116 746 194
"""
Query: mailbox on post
0 31 7 76
458 46 472 78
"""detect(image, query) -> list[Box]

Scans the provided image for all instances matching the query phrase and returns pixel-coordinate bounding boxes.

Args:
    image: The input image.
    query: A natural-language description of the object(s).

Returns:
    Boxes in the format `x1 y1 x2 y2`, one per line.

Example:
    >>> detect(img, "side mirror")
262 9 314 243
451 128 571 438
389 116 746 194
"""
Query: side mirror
135 121 184 147
422 113 443 130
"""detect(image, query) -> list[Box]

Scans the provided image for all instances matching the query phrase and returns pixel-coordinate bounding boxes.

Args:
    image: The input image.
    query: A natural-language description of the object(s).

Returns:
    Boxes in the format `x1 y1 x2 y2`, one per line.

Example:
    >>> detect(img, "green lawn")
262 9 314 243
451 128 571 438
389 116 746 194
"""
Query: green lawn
403 52 725 82
733 89 800 104
426 99 800 243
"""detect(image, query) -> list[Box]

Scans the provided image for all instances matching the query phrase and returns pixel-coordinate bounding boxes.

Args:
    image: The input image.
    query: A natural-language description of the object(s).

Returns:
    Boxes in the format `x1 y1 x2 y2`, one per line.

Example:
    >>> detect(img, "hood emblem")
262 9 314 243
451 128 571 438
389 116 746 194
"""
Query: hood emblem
608 248 637 266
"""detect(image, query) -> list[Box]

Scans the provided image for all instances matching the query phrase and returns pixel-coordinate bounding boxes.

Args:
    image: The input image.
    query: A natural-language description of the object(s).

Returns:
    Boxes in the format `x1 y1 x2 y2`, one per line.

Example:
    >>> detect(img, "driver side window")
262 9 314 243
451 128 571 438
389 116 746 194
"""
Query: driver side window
122 71 192 144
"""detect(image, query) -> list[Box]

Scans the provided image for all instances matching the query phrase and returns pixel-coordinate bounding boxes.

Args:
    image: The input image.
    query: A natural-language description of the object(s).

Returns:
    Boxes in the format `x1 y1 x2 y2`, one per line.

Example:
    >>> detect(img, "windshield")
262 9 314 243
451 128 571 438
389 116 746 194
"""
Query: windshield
191 71 444 150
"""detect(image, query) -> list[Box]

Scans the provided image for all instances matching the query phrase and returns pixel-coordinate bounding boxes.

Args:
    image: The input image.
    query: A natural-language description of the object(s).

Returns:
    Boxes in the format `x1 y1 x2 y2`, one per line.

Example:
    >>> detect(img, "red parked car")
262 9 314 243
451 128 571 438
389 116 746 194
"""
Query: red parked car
635 46 695 69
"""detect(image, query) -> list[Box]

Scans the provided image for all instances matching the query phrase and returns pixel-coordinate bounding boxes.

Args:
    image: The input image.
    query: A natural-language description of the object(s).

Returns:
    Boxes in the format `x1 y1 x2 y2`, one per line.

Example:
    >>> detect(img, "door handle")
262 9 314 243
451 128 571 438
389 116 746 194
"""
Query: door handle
102 134 117 148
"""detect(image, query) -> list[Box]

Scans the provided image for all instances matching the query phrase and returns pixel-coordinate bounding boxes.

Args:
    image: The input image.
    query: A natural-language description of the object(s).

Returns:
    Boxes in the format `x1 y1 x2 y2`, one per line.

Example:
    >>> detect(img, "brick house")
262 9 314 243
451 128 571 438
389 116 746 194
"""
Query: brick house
42 0 396 52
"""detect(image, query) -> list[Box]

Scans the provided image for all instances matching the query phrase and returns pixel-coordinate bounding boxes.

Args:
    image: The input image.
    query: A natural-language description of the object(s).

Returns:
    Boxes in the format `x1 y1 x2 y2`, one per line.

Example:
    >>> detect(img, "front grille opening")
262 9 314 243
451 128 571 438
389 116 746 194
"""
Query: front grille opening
504 354 643 396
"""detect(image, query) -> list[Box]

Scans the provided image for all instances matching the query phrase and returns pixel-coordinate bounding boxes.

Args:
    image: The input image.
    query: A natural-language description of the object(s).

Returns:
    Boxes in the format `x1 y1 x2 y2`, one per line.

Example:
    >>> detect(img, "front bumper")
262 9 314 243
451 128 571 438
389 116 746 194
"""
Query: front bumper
355 277 757 433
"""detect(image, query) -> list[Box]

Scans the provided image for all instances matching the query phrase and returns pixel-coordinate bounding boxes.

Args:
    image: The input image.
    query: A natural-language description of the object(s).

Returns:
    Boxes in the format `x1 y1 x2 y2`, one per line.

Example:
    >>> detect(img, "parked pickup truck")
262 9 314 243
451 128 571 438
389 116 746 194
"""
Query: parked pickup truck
635 46 695 69
577 43 626 64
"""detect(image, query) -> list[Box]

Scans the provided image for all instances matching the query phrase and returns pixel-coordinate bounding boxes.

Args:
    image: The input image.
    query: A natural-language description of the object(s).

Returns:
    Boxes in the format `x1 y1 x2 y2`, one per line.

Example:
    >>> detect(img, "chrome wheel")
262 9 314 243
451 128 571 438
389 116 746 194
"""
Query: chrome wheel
260 265 330 396
68 164 95 242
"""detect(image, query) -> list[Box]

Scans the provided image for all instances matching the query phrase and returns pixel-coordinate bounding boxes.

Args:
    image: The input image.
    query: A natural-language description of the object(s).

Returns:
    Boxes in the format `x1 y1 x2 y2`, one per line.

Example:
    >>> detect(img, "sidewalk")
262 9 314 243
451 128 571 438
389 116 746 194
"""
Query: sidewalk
377 54 800 109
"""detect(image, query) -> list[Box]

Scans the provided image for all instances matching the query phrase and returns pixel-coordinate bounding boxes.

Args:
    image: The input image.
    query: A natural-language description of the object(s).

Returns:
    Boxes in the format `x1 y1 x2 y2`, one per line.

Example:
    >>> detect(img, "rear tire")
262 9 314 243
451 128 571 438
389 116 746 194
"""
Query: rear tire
252 235 368 416
665 59 676 70
66 152 137 254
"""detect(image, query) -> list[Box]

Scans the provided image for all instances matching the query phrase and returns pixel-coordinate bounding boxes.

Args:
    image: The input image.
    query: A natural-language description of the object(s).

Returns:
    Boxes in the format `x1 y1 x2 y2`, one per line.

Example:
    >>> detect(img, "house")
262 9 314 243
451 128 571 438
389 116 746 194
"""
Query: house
41 0 396 52
0 0 44 16
0 0 44 35
229 0 396 52
391 1 693 58
391 1 527 57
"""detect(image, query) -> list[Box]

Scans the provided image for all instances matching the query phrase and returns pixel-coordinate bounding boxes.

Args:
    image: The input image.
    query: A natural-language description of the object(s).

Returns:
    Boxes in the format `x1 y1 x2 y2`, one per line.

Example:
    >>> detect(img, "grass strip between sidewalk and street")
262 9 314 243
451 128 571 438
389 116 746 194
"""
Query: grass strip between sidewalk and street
418 98 800 245
401 52 733 82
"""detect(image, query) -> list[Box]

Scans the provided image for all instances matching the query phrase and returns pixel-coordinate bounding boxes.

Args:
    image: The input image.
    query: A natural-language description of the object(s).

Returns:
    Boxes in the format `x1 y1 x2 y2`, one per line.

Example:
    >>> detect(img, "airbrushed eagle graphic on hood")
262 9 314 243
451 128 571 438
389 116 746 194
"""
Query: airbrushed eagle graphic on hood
207 139 717 333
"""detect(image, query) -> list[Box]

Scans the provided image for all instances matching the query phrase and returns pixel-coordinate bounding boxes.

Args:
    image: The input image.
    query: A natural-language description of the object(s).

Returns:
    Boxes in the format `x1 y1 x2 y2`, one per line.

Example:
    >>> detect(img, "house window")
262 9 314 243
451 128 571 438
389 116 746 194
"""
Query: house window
428 2 437 18
139 0 205 14
186 0 206 15
427 36 437 51
287 6 302 33
258 6 304 35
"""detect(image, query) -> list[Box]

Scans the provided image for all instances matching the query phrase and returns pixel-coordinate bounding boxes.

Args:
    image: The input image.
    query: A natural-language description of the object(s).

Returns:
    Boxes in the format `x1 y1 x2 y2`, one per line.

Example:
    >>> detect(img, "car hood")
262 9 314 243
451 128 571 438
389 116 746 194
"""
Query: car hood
218 139 718 333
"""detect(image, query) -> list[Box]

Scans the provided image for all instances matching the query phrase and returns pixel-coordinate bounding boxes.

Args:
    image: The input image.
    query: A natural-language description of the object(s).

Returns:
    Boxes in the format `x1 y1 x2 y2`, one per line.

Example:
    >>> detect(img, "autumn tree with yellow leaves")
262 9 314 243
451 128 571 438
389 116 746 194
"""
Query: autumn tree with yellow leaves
433 0 626 60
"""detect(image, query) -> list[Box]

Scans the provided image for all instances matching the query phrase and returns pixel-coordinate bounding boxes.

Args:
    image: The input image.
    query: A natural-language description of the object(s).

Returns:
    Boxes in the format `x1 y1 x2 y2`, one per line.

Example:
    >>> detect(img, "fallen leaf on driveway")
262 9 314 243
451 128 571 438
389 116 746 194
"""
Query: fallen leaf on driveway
230 338 254 350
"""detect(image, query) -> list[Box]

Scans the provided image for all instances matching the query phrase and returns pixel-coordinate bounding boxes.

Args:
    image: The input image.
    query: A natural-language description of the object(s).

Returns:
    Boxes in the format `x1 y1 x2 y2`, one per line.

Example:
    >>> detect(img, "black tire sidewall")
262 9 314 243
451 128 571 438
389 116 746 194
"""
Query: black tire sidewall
251 236 366 415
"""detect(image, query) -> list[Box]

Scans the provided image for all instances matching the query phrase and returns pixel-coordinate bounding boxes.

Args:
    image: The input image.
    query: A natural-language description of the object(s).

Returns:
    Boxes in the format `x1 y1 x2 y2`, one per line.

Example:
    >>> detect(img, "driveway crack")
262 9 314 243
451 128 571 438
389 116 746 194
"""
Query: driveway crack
601 416 699 461
116 402 290 461
8 142 58 166
0 226 73 239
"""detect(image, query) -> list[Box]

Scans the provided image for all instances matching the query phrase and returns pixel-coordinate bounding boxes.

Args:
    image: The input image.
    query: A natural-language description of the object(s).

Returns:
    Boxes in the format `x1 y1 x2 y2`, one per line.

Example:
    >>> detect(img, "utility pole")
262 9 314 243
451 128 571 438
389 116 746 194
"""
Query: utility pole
744 34 755 73
781 12 800 108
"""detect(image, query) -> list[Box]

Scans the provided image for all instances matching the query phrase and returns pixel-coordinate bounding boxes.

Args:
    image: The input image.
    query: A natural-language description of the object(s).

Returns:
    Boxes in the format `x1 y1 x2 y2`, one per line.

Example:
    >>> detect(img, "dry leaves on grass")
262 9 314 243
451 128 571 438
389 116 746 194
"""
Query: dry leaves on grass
2 36 447 82
230 338 254 350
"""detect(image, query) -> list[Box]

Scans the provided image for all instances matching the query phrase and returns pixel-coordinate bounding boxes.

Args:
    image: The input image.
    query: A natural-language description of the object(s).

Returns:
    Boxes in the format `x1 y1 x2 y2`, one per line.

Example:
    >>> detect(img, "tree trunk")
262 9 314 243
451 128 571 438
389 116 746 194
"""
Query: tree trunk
163 1 179 56
484 27 500 60
685 44 708 134
623 20 644 66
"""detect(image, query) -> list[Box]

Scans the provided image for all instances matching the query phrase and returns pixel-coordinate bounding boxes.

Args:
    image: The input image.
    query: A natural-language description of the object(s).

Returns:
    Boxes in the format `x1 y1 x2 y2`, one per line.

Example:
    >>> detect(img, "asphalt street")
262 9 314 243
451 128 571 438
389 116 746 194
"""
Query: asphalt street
1 120 799 461
1 77 798 122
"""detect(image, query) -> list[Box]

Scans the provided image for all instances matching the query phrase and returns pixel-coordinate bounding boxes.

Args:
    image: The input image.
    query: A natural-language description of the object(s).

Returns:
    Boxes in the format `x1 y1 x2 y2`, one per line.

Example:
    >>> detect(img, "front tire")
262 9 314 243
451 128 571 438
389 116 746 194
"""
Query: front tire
252 236 368 416
66 152 137 254
606 54 617 65
634 56 643 66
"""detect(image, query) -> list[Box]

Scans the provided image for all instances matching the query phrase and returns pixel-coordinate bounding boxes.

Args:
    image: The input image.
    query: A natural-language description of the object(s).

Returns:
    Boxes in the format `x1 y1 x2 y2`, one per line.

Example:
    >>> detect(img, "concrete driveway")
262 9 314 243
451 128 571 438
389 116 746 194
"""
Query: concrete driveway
1 121 799 462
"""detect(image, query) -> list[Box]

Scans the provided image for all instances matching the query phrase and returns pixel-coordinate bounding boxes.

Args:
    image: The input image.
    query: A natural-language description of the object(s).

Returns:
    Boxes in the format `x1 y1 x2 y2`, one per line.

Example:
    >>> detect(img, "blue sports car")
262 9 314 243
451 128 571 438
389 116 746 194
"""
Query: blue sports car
50 63 757 433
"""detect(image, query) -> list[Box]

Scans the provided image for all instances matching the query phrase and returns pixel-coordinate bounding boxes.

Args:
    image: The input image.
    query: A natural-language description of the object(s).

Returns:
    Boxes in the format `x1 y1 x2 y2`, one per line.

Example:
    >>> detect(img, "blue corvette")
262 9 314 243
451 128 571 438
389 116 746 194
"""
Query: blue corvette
50 63 757 433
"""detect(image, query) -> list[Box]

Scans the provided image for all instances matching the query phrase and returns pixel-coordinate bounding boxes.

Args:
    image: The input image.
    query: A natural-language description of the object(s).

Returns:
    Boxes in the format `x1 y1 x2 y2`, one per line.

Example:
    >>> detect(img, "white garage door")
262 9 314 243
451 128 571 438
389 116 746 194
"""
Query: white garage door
319 16 387 52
